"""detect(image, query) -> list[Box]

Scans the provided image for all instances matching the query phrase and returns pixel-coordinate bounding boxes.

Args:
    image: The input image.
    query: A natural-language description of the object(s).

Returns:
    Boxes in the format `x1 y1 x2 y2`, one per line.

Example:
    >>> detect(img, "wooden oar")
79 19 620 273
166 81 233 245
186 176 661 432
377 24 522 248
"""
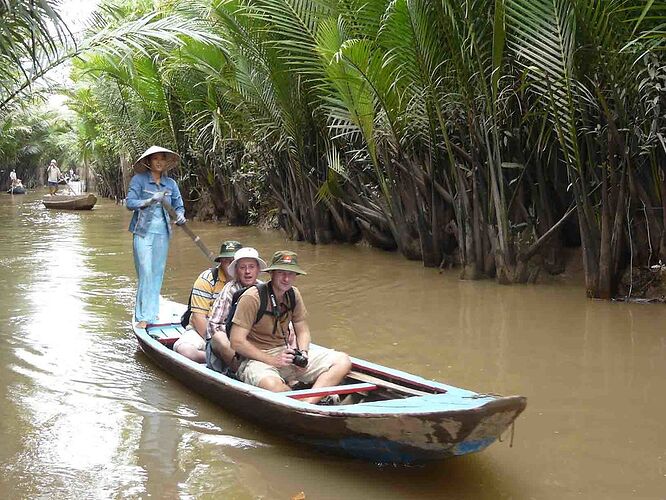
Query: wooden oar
161 199 217 262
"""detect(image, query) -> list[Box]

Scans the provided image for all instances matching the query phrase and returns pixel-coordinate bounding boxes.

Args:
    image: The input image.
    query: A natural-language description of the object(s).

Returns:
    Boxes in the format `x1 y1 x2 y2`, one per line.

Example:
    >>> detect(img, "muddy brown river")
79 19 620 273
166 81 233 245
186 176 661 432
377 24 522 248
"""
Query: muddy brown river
1 191 665 499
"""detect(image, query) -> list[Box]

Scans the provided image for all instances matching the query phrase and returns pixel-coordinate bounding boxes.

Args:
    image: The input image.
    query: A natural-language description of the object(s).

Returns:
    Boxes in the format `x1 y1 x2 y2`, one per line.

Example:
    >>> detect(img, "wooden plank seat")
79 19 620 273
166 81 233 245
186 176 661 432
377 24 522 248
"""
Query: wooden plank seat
156 337 180 348
282 382 378 400
347 370 431 397
145 323 184 348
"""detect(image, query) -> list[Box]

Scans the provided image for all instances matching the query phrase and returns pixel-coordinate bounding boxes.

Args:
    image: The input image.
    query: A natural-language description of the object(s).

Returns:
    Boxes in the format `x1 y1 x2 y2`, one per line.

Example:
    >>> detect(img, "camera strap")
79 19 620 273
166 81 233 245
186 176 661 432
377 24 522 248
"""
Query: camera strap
268 283 300 350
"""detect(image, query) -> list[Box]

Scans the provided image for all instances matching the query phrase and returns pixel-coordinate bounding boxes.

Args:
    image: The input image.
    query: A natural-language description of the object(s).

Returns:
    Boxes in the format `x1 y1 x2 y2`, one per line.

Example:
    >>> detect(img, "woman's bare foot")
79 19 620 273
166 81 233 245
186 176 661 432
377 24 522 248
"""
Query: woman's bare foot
136 321 147 328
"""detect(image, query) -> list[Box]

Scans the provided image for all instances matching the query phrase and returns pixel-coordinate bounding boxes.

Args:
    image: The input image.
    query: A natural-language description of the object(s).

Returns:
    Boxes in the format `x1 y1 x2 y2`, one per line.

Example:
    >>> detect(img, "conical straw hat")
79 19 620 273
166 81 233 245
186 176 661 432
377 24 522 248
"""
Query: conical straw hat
132 145 180 173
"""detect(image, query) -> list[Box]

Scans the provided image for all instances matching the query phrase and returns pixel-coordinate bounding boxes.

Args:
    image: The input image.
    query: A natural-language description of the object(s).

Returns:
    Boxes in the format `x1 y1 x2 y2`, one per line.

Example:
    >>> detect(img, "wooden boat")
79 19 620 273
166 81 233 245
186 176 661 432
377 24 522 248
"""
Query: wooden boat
42 193 97 210
7 186 26 194
132 300 527 464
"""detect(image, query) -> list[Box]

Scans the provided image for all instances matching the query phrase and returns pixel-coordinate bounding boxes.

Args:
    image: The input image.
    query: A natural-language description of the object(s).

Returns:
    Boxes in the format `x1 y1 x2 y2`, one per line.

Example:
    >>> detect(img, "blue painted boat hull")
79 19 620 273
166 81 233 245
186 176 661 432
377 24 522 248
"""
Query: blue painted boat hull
133 302 526 464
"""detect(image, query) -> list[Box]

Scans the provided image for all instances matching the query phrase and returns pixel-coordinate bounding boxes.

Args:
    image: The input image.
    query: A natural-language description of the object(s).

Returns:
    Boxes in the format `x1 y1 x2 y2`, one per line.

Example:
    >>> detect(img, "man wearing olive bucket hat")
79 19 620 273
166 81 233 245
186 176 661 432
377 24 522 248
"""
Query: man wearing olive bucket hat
174 240 244 363
126 146 186 328
229 251 351 405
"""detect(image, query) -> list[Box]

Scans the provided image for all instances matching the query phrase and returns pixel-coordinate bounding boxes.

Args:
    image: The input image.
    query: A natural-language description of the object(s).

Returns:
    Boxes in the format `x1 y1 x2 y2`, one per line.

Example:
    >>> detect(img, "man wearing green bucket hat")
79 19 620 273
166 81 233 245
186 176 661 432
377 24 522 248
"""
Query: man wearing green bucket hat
174 240 244 362
229 250 351 405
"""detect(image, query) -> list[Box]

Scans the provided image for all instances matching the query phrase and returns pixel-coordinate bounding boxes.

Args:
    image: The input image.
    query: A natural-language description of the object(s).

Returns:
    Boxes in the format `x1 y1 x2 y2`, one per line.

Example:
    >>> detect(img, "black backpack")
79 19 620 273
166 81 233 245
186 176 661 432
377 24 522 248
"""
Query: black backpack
224 282 296 337
180 267 220 328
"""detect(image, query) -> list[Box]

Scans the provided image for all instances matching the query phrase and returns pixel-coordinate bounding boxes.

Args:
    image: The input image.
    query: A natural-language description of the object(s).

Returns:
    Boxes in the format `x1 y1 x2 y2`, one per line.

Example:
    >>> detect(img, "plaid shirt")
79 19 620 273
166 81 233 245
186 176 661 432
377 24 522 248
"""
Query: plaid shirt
206 279 251 340
206 279 295 346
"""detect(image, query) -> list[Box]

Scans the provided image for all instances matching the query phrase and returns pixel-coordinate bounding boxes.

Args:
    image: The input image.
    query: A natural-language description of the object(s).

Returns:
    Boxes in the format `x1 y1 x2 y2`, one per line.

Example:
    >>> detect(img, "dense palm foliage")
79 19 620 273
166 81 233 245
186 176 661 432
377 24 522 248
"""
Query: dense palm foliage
0 0 71 109
4 0 666 299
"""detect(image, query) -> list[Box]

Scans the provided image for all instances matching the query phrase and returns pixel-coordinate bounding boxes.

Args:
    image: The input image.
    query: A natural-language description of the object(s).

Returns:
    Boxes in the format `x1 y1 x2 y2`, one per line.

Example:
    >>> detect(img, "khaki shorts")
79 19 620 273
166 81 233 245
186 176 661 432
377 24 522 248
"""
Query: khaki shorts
173 328 205 352
237 345 337 387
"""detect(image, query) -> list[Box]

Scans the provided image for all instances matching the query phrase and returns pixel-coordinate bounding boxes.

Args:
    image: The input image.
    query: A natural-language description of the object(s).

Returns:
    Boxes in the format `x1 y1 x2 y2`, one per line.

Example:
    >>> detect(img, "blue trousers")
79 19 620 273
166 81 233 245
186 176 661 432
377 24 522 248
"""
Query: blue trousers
133 232 170 323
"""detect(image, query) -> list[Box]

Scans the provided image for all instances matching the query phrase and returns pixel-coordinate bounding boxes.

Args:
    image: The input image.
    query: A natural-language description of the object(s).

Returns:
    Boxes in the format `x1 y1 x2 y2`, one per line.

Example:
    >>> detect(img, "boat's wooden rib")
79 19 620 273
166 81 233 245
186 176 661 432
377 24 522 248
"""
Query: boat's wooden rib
133 300 527 464
347 370 430 397
283 382 378 399
350 362 446 394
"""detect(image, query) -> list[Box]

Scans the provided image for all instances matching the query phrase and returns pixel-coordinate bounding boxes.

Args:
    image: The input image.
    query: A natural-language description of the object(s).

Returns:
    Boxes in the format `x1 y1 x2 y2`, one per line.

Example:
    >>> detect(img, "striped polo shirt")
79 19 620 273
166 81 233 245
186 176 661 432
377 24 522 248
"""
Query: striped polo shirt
190 268 226 316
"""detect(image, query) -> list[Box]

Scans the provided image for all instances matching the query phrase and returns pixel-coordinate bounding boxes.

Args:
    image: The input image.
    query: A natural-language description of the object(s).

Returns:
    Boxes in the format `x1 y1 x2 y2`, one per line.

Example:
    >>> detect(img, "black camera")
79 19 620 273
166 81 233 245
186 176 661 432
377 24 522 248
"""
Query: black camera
292 349 308 368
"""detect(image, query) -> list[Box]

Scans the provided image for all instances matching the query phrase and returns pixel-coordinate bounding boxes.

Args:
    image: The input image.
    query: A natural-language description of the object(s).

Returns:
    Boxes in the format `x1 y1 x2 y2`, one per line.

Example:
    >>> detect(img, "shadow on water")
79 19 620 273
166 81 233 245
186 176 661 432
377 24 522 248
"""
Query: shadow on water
1 192 665 499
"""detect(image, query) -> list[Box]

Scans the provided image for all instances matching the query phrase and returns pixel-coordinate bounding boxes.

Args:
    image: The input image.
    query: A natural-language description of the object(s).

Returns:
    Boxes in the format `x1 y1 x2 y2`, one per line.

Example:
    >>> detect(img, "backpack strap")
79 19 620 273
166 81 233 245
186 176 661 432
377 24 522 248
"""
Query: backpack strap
180 289 194 328
211 266 219 284
285 288 296 312
255 283 269 324
225 283 296 337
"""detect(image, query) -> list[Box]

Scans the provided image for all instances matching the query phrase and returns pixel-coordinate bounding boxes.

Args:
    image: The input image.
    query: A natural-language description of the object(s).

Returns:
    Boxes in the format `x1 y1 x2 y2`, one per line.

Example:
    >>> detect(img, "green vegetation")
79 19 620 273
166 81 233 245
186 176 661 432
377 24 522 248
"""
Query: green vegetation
2 0 665 299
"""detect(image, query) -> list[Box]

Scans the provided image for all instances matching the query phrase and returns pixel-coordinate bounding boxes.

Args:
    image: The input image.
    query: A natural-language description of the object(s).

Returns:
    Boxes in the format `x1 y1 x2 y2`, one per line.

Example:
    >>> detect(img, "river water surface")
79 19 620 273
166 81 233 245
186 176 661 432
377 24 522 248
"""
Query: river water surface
1 191 665 499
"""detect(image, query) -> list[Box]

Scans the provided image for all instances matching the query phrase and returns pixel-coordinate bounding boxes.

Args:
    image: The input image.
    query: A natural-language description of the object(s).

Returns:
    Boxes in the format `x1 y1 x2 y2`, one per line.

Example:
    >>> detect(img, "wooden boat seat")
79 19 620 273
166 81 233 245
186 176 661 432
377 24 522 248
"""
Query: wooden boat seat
282 382 377 400
156 337 180 348
145 323 184 349
347 370 432 397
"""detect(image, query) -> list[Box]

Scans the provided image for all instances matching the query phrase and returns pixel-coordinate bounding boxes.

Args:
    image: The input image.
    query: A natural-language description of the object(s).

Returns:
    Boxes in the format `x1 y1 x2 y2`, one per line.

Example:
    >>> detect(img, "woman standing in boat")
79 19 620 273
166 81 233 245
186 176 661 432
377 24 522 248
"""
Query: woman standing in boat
126 146 186 328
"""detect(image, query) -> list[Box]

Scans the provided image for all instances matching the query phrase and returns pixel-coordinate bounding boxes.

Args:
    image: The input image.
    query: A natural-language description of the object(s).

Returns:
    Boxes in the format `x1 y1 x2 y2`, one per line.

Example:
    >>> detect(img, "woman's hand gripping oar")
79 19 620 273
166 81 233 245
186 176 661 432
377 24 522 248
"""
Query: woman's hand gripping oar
161 199 217 262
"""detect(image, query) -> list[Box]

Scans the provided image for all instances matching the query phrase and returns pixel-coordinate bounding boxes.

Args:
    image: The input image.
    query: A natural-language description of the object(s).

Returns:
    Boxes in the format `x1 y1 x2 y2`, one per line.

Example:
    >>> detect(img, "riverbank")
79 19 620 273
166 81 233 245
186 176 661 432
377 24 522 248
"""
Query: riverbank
191 197 666 302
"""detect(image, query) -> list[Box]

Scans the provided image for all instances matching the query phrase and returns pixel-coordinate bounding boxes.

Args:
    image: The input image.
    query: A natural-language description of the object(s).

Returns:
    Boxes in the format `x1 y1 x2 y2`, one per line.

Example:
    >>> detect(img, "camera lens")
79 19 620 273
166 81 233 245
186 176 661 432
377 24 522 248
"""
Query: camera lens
292 350 308 368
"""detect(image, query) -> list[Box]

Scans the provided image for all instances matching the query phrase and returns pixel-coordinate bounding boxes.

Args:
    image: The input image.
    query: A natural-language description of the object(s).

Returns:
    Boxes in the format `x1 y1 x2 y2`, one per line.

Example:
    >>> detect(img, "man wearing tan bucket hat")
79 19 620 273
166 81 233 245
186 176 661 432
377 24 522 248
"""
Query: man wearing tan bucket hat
126 145 186 328
174 240 244 363
229 250 351 405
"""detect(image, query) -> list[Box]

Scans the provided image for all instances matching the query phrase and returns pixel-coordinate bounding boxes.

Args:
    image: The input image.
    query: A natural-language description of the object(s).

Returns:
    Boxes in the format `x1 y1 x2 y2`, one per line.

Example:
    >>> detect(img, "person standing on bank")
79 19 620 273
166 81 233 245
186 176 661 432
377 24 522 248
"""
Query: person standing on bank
126 146 186 328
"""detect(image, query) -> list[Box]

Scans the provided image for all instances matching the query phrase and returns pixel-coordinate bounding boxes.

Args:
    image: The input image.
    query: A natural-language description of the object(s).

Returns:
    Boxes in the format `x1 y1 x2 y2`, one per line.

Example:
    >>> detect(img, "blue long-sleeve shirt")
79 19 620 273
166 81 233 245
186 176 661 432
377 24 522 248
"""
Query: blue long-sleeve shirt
126 171 185 237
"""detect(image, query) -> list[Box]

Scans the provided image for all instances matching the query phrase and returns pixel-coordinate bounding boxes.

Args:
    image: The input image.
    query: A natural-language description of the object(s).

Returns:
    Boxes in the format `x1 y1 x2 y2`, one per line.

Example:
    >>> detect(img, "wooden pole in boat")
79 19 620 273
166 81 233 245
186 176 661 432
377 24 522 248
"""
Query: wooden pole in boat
63 178 80 195
161 199 217 262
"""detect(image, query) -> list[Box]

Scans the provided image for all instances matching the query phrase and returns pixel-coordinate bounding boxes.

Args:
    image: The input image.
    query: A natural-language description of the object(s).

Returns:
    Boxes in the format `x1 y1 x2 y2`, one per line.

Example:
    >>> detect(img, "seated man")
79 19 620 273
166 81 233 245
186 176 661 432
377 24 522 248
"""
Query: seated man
173 240 243 362
230 250 351 404
206 247 267 373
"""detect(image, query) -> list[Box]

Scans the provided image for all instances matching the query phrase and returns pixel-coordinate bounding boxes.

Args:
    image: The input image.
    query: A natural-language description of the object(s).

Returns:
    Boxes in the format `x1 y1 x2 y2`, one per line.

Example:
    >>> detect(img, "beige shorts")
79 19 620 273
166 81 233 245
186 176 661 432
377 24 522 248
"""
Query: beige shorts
237 345 338 387
173 328 205 352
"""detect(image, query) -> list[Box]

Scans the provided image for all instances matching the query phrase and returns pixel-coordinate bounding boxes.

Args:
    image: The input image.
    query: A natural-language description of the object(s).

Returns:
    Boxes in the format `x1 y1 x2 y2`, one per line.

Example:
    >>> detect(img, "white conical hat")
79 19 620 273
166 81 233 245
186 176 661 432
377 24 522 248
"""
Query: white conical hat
132 145 180 173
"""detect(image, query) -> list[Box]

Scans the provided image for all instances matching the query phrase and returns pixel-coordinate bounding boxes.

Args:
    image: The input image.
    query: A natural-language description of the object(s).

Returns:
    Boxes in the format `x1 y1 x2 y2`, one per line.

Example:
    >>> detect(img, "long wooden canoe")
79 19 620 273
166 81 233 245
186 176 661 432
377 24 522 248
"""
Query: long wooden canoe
42 193 97 210
133 300 527 464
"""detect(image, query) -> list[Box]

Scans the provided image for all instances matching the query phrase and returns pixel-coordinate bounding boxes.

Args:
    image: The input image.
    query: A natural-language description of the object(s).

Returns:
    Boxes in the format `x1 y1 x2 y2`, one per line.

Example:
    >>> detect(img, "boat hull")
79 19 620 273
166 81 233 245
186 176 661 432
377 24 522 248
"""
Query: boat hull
42 193 97 210
134 314 526 464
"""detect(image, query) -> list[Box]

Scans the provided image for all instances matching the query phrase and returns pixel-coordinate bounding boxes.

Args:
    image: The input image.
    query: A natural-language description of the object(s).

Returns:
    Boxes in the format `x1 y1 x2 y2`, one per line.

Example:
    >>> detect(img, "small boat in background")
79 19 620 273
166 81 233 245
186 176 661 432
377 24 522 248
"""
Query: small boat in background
7 186 26 194
133 299 527 464
42 193 97 210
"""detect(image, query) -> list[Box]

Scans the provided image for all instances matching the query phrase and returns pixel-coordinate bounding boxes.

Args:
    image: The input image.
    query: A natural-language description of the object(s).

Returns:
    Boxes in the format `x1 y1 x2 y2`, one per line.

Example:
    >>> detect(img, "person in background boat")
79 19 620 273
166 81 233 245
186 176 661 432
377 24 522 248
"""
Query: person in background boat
126 145 186 329
46 159 62 195
9 169 17 188
205 247 268 373
173 240 244 363
229 251 351 404
68 168 74 181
